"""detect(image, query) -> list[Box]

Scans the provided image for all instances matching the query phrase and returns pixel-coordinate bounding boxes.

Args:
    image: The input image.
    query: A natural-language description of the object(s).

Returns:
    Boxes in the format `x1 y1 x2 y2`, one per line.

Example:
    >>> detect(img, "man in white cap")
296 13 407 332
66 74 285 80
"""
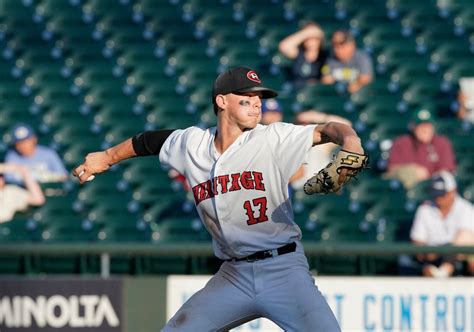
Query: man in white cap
410 171 474 277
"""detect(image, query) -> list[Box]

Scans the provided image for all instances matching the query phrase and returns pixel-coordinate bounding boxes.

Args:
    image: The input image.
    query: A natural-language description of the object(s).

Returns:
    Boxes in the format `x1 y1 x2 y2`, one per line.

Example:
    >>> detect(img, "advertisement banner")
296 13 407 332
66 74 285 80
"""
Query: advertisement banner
167 276 474 331
0 278 122 332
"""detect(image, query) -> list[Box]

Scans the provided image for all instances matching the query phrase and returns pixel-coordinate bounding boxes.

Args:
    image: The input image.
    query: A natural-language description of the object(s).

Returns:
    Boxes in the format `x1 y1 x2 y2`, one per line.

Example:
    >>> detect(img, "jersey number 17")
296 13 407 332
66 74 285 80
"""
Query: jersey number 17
243 197 268 225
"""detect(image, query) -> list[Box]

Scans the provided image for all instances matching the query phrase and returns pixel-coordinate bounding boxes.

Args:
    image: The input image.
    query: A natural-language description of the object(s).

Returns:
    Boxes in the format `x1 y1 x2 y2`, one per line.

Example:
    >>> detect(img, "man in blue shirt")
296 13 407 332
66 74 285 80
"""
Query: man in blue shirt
5 123 67 184
321 30 373 93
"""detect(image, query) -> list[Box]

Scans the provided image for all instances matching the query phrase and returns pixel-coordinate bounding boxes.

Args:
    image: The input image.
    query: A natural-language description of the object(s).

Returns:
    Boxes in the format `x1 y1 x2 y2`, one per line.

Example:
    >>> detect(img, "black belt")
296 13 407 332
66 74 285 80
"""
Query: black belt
227 242 297 262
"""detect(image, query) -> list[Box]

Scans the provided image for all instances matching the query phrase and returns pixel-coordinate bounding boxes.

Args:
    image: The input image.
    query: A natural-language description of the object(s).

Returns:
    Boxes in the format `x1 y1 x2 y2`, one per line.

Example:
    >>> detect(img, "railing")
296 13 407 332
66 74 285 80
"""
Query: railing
2 242 473 277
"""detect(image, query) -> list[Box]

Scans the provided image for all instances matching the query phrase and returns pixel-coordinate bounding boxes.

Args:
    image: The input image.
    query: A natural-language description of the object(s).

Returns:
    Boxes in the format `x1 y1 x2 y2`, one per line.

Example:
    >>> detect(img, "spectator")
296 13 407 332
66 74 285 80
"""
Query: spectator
291 110 352 189
278 22 328 91
387 108 456 188
260 98 284 125
457 77 474 123
5 123 68 184
321 29 373 93
0 163 45 223
410 171 474 277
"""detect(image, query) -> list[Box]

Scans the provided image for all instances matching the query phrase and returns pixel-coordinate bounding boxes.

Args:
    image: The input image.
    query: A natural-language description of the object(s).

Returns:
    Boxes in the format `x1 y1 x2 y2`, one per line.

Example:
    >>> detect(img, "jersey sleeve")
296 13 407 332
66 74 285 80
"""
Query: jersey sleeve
159 127 194 174
265 122 316 181
410 205 429 243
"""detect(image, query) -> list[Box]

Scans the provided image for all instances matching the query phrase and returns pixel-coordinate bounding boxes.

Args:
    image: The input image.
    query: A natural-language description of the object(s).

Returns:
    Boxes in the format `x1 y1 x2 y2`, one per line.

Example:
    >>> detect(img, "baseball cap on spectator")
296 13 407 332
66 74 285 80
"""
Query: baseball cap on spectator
430 171 457 197
262 99 282 114
411 108 434 124
212 67 278 102
11 123 35 143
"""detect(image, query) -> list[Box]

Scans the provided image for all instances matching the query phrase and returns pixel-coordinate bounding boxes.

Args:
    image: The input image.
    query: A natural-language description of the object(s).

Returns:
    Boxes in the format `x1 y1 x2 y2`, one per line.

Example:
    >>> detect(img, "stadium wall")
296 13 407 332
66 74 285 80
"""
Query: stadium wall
0 276 472 331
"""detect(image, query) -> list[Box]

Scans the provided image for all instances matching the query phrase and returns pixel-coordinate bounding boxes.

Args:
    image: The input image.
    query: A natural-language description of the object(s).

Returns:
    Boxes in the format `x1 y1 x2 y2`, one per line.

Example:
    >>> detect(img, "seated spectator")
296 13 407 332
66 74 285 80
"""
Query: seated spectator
0 163 45 223
260 98 284 125
278 22 328 91
410 171 474 277
387 108 456 188
290 110 352 189
457 77 474 123
5 123 68 184
321 29 373 93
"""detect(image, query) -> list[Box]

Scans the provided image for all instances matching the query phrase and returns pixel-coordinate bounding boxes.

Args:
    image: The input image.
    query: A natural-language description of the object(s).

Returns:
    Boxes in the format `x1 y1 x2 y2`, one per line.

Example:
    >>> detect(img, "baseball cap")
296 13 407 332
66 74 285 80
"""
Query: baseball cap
430 171 457 197
11 123 35 143
411 108 434 124
212 67 278 103
262 99 282 114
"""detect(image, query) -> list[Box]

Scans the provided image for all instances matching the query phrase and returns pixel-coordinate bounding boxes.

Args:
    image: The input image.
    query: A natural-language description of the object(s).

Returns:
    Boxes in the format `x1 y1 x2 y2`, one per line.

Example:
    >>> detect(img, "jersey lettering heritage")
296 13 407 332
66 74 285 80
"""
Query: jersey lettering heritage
192 171 266 205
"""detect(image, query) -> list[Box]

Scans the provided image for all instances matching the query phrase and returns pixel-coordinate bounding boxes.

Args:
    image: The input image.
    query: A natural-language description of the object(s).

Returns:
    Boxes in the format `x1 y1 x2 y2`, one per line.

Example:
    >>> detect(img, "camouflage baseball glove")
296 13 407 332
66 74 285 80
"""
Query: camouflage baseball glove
303 149 368 195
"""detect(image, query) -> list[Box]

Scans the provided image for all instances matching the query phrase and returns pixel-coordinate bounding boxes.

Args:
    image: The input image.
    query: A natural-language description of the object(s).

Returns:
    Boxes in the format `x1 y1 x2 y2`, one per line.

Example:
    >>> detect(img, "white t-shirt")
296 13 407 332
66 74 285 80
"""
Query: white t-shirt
410 195 474 245
160 123 316 259
0 185 29 223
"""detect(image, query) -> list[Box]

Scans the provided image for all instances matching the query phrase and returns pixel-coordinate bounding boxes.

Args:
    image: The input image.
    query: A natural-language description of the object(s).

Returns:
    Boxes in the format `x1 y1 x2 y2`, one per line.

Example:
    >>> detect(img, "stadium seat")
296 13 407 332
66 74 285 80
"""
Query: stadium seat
151 216 210 242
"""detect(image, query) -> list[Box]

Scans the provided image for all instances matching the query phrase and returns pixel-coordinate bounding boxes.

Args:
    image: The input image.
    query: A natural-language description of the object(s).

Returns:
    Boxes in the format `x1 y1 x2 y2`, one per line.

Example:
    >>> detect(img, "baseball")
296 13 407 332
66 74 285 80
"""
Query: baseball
78 171 95 182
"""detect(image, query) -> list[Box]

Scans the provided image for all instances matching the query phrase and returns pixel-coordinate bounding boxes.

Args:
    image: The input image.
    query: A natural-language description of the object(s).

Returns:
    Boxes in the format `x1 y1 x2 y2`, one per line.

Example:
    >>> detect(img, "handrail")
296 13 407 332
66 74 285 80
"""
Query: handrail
3 242 474 256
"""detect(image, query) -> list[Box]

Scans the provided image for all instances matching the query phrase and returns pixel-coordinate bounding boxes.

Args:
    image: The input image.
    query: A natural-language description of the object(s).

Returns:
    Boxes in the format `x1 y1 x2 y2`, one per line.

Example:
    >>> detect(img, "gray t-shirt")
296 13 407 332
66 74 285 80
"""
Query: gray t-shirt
323 50 373 83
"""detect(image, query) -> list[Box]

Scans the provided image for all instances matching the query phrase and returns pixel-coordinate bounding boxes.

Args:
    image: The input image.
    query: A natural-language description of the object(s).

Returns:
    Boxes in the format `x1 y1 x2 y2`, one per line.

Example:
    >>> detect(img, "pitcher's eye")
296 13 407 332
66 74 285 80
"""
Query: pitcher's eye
239 100 250 106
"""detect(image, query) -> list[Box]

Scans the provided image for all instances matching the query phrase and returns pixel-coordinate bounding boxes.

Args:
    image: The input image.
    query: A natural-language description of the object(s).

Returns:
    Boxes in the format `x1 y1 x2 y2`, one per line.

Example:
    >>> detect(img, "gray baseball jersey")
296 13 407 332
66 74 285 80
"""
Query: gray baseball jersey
159 122 316 259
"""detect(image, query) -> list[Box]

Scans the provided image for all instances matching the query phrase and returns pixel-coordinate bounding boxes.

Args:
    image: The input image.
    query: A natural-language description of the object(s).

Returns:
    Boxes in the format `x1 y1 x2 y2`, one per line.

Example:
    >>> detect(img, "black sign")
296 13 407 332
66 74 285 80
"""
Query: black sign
0 278 122 332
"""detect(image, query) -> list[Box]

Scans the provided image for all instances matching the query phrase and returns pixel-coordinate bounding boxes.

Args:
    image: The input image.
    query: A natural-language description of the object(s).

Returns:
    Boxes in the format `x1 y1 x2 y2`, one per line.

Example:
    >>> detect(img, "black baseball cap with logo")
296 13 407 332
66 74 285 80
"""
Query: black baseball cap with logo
212 67 278 103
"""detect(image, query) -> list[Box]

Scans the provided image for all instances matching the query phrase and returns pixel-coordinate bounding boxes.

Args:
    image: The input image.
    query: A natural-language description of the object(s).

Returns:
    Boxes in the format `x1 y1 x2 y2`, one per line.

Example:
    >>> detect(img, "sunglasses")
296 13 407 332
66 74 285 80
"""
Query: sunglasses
332 40 348 47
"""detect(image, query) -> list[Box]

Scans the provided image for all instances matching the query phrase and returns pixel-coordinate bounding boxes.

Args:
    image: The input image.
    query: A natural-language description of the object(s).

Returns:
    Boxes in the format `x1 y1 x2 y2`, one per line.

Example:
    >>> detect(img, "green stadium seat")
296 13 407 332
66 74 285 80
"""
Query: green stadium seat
41 220 99 242
151 217 210 242
142 192 195 222
32 196 82 225
98 219 151 242
0 218 42 242
461 183 474 202
364 197 415 242
349 176 405 207
122 158 170 187
431 44 473 68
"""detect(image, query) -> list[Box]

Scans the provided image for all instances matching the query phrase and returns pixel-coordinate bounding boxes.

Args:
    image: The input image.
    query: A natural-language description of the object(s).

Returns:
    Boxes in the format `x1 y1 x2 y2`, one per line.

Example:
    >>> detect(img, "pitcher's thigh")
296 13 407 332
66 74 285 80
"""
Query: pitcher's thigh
262 267 340 332
162 274 257 332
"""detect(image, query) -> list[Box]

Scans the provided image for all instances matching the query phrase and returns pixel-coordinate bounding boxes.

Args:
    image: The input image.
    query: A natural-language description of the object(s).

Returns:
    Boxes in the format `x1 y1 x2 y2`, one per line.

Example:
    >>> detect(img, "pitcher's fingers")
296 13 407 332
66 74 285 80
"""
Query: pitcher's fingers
78 169 93 184
73 164 85 177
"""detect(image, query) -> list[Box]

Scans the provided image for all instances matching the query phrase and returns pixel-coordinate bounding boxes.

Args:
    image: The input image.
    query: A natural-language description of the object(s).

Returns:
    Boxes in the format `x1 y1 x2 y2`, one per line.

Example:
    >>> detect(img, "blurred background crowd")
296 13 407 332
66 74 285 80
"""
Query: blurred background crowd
0 0 473 277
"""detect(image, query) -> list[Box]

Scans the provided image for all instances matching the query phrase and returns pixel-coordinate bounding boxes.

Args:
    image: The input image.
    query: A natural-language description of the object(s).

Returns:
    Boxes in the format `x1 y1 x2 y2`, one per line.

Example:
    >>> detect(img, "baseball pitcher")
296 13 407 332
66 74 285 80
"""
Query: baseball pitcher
73 67 367 331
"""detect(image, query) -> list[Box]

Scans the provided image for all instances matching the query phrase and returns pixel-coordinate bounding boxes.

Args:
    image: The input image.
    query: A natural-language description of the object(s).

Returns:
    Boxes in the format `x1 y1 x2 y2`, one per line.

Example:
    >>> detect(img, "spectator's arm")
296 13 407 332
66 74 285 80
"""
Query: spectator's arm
348 52 374 93
21 167 45 206
0 164 45 206
295 110 352 126
348 73 373 93
279 25 323 59
320 64 335 84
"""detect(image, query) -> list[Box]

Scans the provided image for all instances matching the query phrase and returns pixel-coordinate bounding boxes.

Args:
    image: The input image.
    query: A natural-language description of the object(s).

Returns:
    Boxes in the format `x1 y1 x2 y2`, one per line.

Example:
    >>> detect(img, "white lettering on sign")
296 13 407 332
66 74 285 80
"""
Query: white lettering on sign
0 295 119 328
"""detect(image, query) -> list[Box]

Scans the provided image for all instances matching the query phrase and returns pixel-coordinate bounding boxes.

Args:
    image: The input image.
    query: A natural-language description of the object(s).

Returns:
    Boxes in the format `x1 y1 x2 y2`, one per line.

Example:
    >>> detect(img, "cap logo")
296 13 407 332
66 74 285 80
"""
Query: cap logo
15 127 30 140
247 71 261 83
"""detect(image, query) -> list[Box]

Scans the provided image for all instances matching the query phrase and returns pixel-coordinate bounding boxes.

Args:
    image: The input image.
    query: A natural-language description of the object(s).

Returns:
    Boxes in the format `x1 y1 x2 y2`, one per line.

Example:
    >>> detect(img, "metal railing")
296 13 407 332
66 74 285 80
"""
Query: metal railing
2 242 473 277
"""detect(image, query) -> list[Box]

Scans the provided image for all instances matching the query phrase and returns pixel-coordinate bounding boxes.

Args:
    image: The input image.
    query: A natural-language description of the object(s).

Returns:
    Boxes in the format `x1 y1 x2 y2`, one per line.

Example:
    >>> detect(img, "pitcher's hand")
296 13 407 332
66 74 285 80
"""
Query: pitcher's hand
73 151 112 184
